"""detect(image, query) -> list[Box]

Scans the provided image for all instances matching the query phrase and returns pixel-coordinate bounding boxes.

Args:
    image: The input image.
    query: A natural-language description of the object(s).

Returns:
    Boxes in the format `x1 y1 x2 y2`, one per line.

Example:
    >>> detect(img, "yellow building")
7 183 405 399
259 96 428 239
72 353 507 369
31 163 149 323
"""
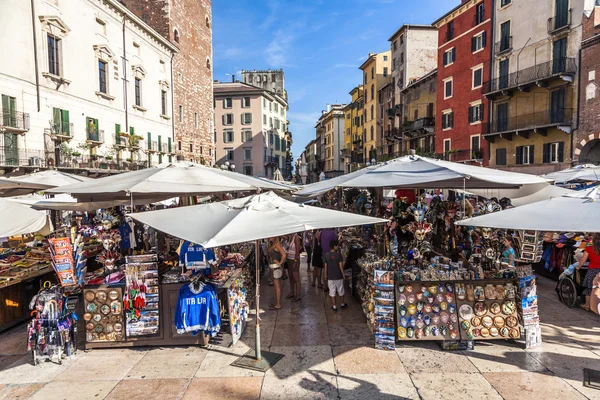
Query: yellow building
400 69 437 156
346 85 364 172
359 51 391 162
316 104 345 178
343 103 352 173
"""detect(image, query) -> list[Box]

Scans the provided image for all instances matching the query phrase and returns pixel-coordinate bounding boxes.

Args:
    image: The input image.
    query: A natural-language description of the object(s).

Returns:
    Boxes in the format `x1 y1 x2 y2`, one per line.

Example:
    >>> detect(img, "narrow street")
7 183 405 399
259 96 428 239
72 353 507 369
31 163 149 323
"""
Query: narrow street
0 255 598 400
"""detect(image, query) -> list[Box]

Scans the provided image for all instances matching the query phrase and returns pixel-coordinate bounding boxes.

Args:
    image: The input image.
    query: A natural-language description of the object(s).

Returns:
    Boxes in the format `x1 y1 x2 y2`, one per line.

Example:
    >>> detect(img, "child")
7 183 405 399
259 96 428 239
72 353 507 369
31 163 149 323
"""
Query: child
324 240 347 311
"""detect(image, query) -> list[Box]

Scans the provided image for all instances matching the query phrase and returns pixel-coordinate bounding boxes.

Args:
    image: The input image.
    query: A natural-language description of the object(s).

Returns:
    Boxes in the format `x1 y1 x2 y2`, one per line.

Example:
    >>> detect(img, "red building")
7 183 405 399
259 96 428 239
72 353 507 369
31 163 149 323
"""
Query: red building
433 0 491 165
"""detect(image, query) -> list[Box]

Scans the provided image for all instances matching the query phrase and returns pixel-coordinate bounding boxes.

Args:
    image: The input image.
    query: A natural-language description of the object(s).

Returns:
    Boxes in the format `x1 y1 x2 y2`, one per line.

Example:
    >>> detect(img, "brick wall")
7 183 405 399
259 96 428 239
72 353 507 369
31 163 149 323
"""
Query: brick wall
121 0 214 164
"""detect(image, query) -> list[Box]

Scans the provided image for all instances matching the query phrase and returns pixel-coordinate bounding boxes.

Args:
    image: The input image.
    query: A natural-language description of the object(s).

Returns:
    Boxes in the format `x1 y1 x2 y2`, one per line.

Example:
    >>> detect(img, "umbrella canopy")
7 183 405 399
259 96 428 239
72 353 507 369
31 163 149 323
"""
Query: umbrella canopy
462 183 576 207
456 188 600 232
296 155 548 195
542 164 600 184
47 162 289 202
294 165 379 196
0 170 92 197
272 169 284 182
0 198 53 237
128 191 387 248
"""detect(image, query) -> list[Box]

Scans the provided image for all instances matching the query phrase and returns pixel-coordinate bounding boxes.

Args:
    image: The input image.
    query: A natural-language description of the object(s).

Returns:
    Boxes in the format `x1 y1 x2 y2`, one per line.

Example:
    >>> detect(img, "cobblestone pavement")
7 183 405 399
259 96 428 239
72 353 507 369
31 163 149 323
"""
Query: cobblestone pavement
0 256 599 399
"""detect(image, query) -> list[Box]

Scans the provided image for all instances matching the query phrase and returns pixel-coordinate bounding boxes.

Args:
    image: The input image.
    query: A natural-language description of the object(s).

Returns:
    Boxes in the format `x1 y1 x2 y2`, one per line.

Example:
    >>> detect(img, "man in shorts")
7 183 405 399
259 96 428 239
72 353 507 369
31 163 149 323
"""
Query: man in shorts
324 240 348 312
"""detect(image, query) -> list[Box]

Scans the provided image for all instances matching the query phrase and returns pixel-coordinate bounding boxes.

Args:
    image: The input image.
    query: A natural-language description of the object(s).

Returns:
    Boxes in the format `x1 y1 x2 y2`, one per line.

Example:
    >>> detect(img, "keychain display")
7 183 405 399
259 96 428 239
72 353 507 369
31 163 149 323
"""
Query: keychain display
124 254 159 337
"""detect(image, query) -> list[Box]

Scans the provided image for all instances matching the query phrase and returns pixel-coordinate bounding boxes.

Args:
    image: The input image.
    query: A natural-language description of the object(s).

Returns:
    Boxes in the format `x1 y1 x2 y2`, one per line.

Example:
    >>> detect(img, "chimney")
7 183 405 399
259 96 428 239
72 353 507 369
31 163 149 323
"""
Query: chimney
231 74 235 82
326 104 332 112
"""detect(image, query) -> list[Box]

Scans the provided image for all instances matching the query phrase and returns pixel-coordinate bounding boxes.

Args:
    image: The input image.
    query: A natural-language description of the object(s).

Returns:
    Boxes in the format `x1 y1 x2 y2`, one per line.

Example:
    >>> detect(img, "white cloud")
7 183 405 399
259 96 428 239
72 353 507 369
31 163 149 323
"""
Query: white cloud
265 30 295 67
329 63 358 70
260 0 280 30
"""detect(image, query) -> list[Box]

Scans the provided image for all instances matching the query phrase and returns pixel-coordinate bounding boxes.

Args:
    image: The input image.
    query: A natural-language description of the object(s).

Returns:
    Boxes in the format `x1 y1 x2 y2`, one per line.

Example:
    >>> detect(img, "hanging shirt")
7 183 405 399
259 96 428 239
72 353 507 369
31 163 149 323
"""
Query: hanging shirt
119 222 132 249
175 282 221 336
178 241 216 274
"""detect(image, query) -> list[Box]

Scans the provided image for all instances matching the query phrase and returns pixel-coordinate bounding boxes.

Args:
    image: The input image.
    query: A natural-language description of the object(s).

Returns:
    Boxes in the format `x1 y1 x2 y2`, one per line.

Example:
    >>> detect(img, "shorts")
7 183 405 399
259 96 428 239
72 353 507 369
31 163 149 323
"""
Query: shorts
270 264 283 279
328 279 345 297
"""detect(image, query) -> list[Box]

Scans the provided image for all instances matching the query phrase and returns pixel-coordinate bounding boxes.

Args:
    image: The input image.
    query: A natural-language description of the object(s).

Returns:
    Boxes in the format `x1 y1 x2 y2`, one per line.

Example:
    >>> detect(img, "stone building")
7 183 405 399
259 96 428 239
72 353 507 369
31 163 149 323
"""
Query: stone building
241 70 286 100
120 0 214 165
400 69 437 157
316 105 345 178
347 85 365 171
0 0 177 173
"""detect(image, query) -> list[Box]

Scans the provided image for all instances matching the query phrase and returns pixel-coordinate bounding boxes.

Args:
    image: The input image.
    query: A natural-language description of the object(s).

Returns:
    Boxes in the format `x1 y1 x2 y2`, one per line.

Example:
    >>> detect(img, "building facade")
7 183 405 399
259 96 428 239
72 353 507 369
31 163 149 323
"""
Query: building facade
360 51 391 163
348 85 365 171
241 70 286 100
434 0 492 165
213 82 288 178
304 139 318 184
400 69 437 156
484 0 583 174
121 0 214 165
316 105 345 178
377 82 395 158
574 4 600 164
0 0 177 173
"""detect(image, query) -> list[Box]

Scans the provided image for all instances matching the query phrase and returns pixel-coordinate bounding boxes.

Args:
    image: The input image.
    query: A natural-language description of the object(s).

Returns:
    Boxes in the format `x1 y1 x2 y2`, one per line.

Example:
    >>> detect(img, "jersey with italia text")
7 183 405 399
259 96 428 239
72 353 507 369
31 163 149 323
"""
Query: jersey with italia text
174 283 221 336
178 241 216 273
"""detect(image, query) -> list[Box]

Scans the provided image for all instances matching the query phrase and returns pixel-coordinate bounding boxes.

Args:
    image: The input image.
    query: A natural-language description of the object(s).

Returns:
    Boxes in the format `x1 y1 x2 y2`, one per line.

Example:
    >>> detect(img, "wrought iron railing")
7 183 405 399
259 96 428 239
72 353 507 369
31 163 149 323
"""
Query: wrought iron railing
548 9 571 34
494 35 512 55
1 111 30 131
0 146 45 167
489 108 573 135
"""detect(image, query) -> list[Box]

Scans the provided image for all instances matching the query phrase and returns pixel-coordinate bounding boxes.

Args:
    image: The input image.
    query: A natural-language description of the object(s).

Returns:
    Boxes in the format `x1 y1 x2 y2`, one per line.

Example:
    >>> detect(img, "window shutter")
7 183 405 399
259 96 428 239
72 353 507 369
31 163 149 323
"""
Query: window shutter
443 52 448 66
168 137 172 153
530 145 535 164
516 146 522 165
468 107 473 123
558 142 564 162
449 112 454 128
482 31 487 47
471 37 476 52
479 104 484 121
452 48 456 62
62 110 70 135
222 115 225 125
95 119 99 135
542 143 550 163
147 132 151 149
52 108 60 127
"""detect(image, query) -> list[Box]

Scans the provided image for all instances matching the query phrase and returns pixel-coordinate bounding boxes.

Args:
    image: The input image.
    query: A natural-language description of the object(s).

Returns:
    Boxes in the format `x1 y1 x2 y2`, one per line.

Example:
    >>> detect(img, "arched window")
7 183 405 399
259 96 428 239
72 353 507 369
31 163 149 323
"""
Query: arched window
173 28 180 43
370 105 374 120
371 67 374 79
370 126 374 141
206 57 211 70
205 16 210 28
371 84 374 100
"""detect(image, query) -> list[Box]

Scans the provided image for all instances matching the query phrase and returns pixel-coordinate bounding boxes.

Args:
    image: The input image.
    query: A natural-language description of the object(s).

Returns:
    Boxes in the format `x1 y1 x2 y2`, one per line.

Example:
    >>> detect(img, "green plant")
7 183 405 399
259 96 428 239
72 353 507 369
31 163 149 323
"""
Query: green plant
129 135 142 147
105 155 113 161
60 143 74 160
126 158 132 162
77 142 93 151
72 151 81 157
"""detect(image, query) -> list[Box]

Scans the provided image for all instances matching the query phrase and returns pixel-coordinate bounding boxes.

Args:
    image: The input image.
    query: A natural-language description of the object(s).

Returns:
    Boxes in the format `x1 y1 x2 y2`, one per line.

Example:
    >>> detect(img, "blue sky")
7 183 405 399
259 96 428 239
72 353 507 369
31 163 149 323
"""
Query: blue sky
212 0 459 161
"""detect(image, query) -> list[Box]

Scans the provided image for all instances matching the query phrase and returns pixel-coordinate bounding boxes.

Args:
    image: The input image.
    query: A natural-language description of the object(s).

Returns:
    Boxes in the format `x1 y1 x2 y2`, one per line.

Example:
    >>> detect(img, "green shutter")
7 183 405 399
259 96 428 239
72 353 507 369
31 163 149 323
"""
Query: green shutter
62 110 70 135
158 135 162 153
94 119 99 135
130 126 134 135
147 132 152 150
168 137 172 153
53 108 61 132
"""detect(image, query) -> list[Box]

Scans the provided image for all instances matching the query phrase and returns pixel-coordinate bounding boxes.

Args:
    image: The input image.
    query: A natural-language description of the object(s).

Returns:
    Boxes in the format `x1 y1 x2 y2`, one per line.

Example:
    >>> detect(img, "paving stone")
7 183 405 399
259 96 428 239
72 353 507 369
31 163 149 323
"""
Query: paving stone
328 323 373 346
195 343 264 378
465 342 549 373
261 370 338 400
483 371 587 400
266 345 335 378
126 347 206 379
0 356 74 384
411 372 502 400
337 373 419 399
0 383 44 400
29 380 118 400
182 377 263 400
396 345 479 374
332 345 405 375
271 324 330 346
106 378 189 400
53 352 144 381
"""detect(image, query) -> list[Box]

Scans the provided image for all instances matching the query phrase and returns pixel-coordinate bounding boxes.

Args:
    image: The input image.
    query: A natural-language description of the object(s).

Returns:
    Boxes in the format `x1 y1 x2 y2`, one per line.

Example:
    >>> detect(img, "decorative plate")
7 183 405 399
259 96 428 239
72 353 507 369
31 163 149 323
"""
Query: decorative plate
110 301 122 315
480 327 490 338
86 322 94 331
506 315 518 328
473 328 481 337
500 327 510 337
95 291 107 303
509 328 520 339
489 303 501 315
83 313 92 321
99 333 106 341
482 315 493 329
397 327 407 339
114 323 123 332
93 314 102 322
494 316 505 328
86 303 98 313
95 324 103 333
471 316 482 327
407 294 416 304
490 327 499 337
474 302 487 316
502 300 516 315
108 290 119 300
105 324 114 334
459 304 474 320
84 291 95 302
100 304 110 315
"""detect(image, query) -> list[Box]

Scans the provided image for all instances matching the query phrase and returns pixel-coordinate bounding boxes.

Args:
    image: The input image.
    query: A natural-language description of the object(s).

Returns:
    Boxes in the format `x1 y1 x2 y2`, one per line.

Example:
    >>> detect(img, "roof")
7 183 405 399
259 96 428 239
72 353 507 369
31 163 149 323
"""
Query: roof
378 82 392 92
388 24 436 42
432 0 480 27
401 68 437 92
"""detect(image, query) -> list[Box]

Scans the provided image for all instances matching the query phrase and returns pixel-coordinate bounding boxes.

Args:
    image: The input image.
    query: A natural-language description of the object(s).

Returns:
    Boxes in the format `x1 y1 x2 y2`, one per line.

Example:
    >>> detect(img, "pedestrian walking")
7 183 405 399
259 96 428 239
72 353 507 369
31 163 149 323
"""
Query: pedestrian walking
267 237 286 310
284 232 302 302
311 230 324 288
324 240 347 312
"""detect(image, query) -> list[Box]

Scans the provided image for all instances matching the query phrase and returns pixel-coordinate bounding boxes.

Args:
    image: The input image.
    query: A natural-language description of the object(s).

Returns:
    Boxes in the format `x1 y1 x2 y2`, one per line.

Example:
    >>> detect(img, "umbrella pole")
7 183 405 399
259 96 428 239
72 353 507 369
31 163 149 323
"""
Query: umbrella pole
254 239 261 360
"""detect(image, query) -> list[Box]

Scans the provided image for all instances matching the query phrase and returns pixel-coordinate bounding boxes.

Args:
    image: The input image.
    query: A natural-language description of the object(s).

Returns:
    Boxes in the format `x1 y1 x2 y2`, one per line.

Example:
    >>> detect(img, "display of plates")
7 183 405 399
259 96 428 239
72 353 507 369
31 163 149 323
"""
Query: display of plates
480 327 490 337
93 314 102 322
473 328 481 337
471 316 482 327
506 315 518 328
489 303 501 315
482 315 493 329
95 291 107 303
473 302 487 316
509 328 520 339
86 303 98 313
83 313 92 321
84 291 95 302
500 327 510 337
494 316 505 328
100 304 110 315
114 323 123 332
459 304 473 320
105 324 114 334
108 290 119 300
502 300 516 315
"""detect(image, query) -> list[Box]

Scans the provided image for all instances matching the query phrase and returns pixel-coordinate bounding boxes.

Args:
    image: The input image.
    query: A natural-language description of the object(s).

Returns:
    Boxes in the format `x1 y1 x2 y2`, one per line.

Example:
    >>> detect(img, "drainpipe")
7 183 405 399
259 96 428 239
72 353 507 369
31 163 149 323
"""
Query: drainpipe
487 0 496 163
573 47 582 166
30 0 40 112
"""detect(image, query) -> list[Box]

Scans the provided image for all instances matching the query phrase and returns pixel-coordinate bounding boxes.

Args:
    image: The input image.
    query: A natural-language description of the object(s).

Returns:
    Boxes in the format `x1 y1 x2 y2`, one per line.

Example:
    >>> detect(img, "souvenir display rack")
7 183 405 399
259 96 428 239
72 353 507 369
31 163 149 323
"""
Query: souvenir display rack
124 254 160 338
83 287 124 343
374 269 395 350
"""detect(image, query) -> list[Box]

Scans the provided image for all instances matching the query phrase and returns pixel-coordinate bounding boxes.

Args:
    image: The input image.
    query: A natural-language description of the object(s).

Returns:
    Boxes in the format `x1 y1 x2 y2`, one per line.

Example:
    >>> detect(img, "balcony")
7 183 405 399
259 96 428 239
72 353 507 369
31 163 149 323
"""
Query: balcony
86 129 104 145
0 147 45 168
485 107 573 141
402 117 435 137
264 155 278 166
548 9 571 35
1 111 30 133
52 122 73 141
483 58 577 97
495 36 512 56
57 153 148 171
384 128 403 142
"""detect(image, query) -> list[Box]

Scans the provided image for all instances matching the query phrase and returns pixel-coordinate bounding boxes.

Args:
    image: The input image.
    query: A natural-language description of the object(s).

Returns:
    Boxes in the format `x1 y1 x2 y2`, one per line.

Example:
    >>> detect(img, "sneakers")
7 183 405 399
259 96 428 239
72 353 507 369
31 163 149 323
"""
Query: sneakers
332 306 338 312
340 303 348 309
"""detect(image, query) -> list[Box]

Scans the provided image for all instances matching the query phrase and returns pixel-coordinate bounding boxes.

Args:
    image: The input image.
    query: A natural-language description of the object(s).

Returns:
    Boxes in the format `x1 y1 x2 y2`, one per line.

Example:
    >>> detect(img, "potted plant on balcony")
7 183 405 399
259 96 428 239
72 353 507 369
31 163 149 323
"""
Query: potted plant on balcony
59 143 74 167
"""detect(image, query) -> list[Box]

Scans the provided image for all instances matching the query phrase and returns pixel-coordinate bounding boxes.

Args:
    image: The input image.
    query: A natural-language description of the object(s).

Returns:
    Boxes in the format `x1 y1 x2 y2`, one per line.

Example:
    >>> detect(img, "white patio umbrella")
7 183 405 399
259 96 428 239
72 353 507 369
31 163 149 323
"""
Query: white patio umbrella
456 188 600 232
0 198 53 238
295 165 379 196
128 191 387 368
47 161 290 202
0 170 92 197
296 155 548 195
542 164 600 184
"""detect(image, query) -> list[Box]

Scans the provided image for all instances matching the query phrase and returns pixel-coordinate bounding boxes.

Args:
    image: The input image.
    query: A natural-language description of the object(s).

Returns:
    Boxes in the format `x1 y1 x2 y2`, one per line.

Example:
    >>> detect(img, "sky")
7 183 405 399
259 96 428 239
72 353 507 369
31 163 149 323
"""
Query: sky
212 0 459 162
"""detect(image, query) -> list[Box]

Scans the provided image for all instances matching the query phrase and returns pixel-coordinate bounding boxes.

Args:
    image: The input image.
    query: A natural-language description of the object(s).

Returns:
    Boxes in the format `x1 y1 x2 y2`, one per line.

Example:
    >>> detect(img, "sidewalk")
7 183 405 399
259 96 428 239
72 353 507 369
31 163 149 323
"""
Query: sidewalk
0 254 599 399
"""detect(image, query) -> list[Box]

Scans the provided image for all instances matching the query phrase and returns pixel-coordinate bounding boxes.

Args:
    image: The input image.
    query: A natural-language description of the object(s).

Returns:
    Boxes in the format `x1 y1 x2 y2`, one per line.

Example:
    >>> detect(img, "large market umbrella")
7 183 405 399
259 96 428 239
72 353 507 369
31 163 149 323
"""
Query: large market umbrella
296 155 548 195
295 165 379 196
0 170 92 197
455 188 600 232
0 198 53 237
542 164 600 184
48 161 292 202
128 191 387 369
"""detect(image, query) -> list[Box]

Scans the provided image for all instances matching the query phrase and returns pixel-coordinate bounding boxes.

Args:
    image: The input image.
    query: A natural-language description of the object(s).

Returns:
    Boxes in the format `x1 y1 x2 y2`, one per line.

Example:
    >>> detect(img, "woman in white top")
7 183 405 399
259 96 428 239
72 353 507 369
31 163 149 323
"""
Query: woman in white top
284 233 302 302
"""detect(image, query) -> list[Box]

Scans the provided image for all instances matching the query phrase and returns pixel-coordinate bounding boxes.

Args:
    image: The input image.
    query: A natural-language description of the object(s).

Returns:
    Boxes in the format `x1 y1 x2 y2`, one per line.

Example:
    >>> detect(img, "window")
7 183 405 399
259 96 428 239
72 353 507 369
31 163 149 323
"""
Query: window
496 148 507 165
263 114 267 125
443 48 455 66
393 40 397 51
178 141 182 151
516 145 534 165
244 148 252 160
206 16 211 28
52 107 70 136
446 21 454 41
96 18 107 36
383 67 388 77
225 148 234 161
223 130 234 143
47 35 61 75
443 139 451 160
194 112 198 128
86 117 99 142
383 55 388 61
400 35 404 44
392 58 396 70
371 67 374 80
206 58 211 70
241 130 252 142
501 0 511 6
173 28 180 43
444 78 453 99
242 113 252 124
371 84 374 100
370 126 374 141
161 90 168 115
263 98 267 109
496 103 509 132
472 32 486 53
472 65 483 88
471 135 481 159
499 21 511 52
178 105 183 122
370 105 374 120
223 113 233 125
468 103 484 123
275 136 281 151
269 133 274 145
244 166 253 176
134 78 141 106
543 142 564 163
224 98 232 108
242 97 251 108
400 52 404 64
475 2 485 25
442 111 454 130
98 60 107 93
274 103 279 112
